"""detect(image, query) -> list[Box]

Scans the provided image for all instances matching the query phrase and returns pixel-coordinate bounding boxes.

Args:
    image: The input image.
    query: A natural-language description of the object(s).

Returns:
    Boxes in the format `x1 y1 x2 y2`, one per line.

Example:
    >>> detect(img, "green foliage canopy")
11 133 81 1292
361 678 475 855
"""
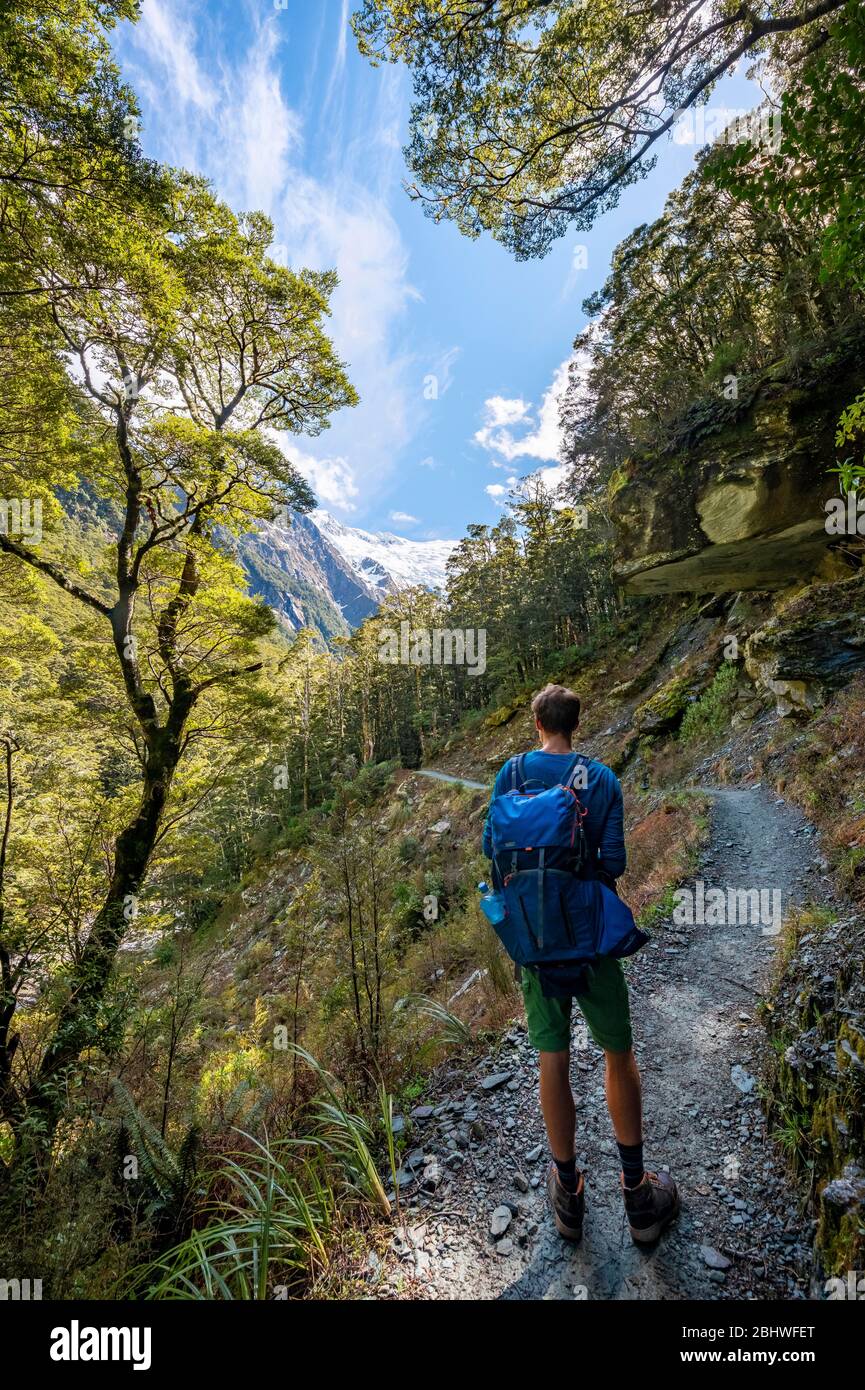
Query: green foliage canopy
352 0 847 257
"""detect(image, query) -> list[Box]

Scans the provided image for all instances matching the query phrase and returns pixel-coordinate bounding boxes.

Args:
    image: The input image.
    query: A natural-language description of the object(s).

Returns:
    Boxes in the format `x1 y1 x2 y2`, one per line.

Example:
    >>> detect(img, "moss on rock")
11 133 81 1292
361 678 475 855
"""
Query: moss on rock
483 699 524 730
765 909 865 1279
633 660 721 736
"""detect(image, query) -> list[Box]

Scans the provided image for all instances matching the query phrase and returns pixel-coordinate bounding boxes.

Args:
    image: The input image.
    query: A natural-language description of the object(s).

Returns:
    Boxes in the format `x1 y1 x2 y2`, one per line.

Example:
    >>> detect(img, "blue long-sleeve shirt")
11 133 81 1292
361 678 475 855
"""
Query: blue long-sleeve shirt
481 750 626 880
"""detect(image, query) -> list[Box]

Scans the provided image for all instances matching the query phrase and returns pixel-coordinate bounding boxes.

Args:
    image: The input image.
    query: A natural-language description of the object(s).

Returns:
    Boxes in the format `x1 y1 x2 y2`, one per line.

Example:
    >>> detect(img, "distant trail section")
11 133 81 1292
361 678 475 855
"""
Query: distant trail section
413 768 490 791
379 783 834 1301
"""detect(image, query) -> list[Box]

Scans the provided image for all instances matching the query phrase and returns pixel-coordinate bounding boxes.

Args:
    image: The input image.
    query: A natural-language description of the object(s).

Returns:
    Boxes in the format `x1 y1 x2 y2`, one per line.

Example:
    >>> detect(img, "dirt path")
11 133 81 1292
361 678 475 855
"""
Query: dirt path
381 784 834 1301
412 769 490 791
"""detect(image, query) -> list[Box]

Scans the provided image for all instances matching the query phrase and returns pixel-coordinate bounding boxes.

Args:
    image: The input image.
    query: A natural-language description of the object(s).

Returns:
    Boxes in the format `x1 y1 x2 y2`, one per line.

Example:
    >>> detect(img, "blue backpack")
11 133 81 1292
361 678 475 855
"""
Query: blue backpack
487 753 648 998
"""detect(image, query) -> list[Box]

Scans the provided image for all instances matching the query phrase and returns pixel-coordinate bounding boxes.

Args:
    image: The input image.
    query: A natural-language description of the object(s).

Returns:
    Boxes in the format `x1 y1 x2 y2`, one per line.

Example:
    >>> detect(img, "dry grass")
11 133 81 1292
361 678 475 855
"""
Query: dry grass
753 673 865 901
621 793 710 922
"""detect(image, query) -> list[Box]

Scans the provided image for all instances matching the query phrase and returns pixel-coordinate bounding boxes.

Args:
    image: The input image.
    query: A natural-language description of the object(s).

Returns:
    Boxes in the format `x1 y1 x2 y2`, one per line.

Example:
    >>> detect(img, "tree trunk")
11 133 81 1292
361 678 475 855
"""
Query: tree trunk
18 697 193 1170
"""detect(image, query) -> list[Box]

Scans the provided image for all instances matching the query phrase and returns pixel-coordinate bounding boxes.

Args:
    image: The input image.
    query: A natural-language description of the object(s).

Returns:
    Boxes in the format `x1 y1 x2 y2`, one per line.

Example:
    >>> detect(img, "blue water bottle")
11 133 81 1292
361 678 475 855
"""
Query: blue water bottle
478 881 506 926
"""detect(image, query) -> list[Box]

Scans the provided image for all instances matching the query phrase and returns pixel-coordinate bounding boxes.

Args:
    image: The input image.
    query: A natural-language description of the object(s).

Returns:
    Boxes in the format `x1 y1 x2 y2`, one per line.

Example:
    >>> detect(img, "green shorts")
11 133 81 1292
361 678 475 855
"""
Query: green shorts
521 957 633 1053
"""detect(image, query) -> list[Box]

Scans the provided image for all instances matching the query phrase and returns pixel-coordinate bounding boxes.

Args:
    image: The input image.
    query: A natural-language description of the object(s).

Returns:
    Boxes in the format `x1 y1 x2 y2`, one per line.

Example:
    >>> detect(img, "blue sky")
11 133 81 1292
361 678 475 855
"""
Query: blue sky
115 0 759 541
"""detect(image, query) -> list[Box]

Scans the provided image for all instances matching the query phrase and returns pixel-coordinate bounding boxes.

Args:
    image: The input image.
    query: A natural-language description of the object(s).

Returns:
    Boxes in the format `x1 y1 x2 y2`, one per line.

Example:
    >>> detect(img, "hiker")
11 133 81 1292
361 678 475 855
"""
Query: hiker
482 683 679 1245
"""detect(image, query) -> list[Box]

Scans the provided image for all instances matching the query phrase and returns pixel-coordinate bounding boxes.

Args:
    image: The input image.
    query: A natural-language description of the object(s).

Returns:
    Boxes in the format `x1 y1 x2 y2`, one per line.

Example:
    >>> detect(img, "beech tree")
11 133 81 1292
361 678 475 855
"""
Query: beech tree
0 5 357 1166
557 6 862 485
353 0 847 256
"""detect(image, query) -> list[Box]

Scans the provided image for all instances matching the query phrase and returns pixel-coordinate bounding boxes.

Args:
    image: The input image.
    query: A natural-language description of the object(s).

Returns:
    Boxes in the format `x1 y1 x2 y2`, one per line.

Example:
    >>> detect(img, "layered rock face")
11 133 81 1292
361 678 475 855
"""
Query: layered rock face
611 334 863 596
744 573 865 714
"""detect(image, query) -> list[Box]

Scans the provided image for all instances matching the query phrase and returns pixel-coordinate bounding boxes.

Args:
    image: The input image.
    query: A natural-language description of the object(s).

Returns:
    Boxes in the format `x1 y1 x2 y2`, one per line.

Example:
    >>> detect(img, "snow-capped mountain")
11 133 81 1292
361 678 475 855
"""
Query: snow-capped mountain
237 509 457 642
311 509 455 598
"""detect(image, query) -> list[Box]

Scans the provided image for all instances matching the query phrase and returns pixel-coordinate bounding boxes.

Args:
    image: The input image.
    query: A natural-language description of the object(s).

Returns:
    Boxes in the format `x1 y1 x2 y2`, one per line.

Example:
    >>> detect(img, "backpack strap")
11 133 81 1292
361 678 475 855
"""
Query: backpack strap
510 752 529 792
536 846 545 948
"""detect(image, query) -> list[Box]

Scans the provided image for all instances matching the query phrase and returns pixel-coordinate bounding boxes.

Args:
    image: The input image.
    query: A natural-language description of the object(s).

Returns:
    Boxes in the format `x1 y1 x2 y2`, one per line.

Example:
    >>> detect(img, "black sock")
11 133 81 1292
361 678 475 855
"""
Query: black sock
553 1154 578 1191
617 1141 645 1188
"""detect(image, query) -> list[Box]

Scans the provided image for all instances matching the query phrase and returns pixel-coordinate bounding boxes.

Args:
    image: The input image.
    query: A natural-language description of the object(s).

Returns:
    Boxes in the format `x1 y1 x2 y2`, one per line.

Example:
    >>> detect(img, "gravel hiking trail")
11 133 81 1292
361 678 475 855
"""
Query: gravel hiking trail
383 784 834 1301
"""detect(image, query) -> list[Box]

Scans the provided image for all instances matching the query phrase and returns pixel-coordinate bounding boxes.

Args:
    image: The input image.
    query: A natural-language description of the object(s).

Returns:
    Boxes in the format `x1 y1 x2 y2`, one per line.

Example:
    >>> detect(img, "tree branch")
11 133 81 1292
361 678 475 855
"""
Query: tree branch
0 534 112 618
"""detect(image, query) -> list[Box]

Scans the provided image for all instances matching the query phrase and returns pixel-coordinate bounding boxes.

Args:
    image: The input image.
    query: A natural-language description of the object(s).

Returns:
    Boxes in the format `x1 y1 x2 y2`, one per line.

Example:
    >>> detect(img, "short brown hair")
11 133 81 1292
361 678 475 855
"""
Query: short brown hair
531 683 581 736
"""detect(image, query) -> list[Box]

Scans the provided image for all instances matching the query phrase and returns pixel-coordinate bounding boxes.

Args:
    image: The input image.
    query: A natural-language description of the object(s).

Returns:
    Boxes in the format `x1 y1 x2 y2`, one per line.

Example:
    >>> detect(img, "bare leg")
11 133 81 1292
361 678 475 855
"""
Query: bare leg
538 1049 576 1161
607 1047 679 1238
604 1046 642 1146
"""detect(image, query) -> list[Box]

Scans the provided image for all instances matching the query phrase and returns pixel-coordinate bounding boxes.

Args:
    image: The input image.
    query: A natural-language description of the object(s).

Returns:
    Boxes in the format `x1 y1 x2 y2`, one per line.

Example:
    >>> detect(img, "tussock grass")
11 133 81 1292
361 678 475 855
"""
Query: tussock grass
124 1047 391 1300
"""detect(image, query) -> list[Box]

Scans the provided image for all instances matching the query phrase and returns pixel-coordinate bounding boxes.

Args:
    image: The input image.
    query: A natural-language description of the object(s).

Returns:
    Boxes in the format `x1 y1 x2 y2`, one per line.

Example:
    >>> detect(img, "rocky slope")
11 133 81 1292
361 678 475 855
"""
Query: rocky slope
236 509 457 641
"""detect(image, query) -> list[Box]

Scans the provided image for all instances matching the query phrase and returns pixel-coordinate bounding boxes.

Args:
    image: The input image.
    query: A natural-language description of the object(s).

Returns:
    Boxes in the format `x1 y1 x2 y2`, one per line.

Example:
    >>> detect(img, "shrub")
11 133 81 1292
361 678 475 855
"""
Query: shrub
679 662 738 742
397 834 420 863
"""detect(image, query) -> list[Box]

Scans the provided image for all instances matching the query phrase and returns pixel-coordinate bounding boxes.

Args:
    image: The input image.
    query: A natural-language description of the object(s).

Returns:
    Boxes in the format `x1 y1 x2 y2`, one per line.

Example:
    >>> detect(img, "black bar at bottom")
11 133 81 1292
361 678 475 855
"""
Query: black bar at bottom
1 1294 859 1376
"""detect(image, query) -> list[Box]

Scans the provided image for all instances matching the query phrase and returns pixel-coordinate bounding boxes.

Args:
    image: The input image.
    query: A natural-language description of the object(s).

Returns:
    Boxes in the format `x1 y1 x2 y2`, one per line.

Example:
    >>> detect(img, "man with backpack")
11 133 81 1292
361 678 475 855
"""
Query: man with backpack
482 683 679 1246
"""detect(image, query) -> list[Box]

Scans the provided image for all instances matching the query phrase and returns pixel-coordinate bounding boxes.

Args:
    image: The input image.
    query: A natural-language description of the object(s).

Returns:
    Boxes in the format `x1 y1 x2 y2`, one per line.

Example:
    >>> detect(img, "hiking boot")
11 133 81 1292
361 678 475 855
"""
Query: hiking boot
622 1169 679 1244
547 1163 585 1242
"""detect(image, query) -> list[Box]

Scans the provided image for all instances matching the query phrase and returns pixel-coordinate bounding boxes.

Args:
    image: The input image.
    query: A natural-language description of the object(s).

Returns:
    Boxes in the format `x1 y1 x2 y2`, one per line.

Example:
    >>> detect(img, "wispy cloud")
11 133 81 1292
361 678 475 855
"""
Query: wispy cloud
229 29 301 215
290 446 359 513
135 0 216 112
119 0 421 517
322 0 350 118
277 173 418 507
125 3 298 210
429 345 461 398
389 510 418 525
474 359 572 466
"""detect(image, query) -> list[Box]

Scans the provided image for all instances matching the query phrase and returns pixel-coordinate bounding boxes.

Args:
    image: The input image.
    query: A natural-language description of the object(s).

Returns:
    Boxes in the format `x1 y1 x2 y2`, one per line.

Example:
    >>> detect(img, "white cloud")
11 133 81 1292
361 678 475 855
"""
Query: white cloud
120 2 421 518
290 447 359 512
475 360 572 465
486 475 518 503
135 0 215 112
488 396 532 427
475 341 604 508
389 510 419 525
418 456 438 470
538 464 569 493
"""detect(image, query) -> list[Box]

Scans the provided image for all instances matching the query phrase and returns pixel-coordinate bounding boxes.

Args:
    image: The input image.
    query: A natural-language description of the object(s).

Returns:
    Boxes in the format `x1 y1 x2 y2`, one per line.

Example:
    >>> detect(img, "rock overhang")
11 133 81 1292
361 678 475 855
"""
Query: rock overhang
610 334 865 596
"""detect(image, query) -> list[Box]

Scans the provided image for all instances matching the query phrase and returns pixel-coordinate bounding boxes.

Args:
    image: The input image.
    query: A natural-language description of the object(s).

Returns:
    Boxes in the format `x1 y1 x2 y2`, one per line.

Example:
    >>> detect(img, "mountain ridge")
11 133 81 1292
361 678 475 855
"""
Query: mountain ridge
237 508 458 641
